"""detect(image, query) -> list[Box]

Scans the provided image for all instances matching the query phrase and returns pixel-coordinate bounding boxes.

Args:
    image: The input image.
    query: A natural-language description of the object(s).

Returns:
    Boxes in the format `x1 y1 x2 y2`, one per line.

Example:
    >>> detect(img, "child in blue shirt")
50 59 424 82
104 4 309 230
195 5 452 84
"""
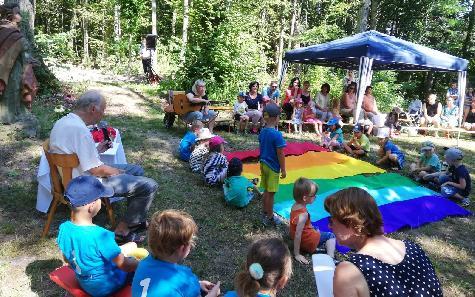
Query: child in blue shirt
223 157 261 207
132 210 220 297
322 118 343 151
178 120 204 161
57 176 139 297
409 141 441 182
376 128 405 170
224 238 292 297
259 104 287 225
438 148 471 207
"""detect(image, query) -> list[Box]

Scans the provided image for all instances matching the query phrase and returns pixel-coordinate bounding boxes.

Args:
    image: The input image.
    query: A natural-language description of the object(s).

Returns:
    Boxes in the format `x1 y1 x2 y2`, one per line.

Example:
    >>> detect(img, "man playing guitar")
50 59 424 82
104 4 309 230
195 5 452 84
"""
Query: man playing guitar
184 80 217 133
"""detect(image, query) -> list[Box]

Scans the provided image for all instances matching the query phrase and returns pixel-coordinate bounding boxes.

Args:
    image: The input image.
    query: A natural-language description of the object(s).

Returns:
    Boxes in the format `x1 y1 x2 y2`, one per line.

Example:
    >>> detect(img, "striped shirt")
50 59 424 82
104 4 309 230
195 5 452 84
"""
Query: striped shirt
190 144 209 173
202 152 228 186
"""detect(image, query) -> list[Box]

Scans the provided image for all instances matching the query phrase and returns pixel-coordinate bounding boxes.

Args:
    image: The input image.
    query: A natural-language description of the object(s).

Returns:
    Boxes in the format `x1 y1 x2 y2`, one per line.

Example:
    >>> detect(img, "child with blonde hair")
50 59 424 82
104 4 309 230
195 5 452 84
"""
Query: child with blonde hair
290 177 336 264
224 238 292 297
179 120 204 161
291 99 304 134
132 210 220 297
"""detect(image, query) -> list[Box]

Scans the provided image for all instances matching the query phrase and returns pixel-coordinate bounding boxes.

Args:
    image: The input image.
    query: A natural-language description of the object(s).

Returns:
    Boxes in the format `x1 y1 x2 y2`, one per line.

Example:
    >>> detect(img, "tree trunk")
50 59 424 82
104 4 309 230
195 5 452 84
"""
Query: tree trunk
461 0 475 58
287 0 298 49
5 0 35 31
171 8 177 36
276 24 285 78
370 0 378 30
151 0 157 35
358 0 371 32
180 0 189 63
114 4 121 41
423 71 434 99
82 0 89 64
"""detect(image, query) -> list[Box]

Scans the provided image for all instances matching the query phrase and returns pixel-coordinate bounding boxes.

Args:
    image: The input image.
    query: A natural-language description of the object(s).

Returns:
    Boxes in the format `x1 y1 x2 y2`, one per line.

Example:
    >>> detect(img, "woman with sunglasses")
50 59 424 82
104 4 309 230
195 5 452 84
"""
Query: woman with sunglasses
324 188 443 297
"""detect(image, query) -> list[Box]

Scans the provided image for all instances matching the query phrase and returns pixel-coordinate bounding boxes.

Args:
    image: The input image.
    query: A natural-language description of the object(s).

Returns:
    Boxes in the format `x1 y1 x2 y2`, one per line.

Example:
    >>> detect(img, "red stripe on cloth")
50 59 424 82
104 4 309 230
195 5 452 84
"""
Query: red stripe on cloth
224 141 328 161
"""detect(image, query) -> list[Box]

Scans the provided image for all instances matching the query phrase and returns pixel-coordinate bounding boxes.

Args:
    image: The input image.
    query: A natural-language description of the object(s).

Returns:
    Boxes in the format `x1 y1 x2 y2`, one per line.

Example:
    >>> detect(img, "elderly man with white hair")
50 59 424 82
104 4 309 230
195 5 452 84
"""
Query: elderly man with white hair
49 90 158 243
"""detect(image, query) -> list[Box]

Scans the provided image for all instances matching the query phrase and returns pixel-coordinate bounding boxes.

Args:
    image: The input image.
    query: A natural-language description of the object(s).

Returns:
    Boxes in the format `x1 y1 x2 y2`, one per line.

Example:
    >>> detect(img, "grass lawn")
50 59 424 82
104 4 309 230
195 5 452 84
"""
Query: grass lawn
0 81 473 296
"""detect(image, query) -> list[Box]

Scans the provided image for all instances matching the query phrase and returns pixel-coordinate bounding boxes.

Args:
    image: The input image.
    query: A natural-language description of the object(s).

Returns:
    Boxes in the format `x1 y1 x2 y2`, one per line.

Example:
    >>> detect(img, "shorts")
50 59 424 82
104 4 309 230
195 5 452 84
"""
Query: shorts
183 110 217 123
318 231 336 247
349 144 368 154
234 114 242 121
260 162 280 193
438 175 469 198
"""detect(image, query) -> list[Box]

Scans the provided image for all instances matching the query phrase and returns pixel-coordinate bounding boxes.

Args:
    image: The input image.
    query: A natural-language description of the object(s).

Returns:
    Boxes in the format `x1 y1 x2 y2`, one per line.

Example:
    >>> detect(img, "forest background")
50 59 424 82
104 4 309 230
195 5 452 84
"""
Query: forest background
30 0 475 111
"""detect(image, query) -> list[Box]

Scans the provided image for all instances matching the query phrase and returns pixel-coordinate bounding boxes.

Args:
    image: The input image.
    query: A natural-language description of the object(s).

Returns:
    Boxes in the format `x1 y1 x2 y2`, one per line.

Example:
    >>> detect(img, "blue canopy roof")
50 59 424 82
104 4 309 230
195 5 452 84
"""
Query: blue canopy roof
284 31 468 72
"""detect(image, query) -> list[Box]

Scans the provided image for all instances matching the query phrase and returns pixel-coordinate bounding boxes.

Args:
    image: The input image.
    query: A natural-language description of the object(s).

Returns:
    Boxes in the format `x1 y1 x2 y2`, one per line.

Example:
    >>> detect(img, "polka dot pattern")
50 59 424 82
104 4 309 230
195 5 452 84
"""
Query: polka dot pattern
348 240 443 297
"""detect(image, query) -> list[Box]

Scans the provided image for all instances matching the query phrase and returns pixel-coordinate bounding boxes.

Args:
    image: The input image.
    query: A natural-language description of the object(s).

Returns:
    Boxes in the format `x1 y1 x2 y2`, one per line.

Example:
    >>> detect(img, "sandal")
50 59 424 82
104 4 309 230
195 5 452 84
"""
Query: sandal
128 221 149 233
115 231 146 244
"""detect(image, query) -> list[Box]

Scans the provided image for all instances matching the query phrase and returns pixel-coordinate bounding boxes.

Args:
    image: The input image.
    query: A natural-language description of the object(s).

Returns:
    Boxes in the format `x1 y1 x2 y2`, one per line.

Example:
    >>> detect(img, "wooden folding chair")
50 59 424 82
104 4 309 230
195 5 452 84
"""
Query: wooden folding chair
41 139 115 238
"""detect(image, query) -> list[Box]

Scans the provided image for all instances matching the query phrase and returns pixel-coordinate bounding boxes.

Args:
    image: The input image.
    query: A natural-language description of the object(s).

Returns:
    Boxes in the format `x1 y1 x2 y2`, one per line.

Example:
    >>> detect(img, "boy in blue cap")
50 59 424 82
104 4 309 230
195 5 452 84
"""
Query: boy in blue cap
178 120 204 161
376 128 405 170
438 147 471 207
57 176 139 297
322 118 343 151
259 103 287 225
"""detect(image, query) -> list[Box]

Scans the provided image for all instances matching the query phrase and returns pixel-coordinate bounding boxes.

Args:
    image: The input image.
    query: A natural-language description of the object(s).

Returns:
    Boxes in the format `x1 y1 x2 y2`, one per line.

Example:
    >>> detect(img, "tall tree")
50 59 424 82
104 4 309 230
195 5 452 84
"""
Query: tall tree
462 0 475 58
358 0 371 32
151 0 156 35
180 0 189 63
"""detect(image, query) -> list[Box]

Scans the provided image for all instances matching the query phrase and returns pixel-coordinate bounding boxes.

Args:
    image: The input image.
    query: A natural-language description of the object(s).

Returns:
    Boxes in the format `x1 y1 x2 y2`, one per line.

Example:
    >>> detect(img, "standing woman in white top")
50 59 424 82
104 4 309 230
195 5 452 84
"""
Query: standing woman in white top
315 83 332 121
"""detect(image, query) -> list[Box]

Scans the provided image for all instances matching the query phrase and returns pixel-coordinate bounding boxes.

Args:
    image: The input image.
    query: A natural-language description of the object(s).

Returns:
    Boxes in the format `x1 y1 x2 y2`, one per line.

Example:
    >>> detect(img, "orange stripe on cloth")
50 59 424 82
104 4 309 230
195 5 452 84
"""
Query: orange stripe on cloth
243 152 384 183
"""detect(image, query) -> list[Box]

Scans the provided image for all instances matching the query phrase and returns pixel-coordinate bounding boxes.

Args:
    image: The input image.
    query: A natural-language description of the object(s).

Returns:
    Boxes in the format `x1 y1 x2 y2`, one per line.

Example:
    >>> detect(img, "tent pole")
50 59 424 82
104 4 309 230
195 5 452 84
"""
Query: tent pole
278 61 289 90
457 71 467 146
354 57 373 124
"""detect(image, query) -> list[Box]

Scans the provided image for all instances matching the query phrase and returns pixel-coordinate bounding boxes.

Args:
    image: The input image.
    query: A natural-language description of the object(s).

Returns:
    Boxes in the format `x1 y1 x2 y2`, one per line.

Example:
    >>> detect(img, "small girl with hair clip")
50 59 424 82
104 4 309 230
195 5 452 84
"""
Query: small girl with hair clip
224 238 292 297
292 99 304 134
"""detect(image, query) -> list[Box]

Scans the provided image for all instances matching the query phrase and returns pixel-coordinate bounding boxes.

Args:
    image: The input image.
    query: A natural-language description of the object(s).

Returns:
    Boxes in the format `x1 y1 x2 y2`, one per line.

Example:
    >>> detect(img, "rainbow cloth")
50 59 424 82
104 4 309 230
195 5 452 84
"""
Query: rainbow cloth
239 146 471 251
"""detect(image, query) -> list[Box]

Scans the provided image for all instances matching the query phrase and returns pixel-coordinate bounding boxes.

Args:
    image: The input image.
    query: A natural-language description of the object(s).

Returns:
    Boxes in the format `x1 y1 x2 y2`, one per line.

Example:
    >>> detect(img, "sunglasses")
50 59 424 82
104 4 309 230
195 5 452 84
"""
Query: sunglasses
271 85 278 88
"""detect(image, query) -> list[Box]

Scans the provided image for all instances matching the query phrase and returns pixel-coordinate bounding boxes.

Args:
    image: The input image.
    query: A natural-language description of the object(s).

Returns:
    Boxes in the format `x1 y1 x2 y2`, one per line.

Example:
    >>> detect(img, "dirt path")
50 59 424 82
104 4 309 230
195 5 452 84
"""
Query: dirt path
0 79 180 297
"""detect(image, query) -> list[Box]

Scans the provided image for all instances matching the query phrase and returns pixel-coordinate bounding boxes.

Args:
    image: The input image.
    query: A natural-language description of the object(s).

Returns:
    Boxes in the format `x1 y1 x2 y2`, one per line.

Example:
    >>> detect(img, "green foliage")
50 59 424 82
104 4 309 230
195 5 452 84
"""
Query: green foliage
34 0 475 107
35 31 76 62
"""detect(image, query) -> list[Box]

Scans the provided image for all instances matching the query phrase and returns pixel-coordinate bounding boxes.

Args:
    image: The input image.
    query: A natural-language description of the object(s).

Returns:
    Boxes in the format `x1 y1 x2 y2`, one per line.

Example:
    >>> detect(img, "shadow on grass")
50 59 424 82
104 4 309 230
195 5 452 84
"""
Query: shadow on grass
25 259 63 297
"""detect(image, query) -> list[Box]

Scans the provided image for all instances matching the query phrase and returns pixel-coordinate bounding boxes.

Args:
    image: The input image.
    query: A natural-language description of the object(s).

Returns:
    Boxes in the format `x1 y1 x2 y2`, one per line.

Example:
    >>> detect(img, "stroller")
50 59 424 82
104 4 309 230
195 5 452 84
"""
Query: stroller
403 99 422 126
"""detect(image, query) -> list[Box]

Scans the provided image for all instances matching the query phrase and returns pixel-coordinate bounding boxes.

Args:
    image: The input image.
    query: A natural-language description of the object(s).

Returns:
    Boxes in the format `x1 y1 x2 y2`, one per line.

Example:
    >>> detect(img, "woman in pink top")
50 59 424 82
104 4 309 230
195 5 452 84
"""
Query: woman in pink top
282 77 302 120
340 82 357 118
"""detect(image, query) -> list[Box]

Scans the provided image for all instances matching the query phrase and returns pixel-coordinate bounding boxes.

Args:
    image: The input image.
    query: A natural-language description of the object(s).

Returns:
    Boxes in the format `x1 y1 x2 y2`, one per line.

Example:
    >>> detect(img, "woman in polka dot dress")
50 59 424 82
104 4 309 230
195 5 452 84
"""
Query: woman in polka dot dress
324 187 443 297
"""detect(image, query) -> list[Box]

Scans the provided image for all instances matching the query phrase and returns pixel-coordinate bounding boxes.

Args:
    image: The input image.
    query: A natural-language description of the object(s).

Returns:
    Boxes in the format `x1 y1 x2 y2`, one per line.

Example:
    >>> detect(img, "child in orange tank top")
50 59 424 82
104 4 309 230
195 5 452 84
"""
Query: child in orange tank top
290 177 337 264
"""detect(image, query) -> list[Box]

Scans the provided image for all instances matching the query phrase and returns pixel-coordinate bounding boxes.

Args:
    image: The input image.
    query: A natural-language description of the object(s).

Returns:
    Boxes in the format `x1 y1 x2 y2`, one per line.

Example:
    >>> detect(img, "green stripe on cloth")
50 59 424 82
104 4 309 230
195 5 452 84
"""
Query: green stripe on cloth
274 173 419 203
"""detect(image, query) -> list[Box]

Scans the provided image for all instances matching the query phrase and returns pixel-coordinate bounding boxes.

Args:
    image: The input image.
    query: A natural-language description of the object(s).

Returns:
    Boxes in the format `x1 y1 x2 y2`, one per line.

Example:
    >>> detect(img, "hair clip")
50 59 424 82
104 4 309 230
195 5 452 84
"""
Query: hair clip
249 263 264 280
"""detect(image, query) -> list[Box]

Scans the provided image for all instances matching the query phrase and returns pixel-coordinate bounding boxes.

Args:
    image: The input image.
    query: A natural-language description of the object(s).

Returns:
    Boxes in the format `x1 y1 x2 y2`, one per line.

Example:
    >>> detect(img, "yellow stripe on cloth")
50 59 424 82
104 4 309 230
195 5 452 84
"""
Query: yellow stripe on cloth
243 152 384 183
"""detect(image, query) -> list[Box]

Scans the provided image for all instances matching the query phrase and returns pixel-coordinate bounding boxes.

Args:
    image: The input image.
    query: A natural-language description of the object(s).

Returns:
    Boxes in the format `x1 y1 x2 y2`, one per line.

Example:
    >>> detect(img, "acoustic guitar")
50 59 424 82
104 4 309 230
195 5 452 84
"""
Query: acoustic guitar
171 91 220 115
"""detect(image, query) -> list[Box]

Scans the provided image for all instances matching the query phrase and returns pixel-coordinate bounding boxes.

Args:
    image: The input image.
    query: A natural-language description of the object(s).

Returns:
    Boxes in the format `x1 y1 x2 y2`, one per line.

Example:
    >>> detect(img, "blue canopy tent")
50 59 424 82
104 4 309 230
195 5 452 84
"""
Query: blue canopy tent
281 30 469 125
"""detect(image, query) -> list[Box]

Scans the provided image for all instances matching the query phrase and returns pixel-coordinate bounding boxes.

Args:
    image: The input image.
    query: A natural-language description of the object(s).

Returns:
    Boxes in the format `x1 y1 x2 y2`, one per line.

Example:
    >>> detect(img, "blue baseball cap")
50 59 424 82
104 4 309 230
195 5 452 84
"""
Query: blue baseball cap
65 176 114 207
237 91 246 97
327 118 339 126
263 103 281 117
353 124 363 133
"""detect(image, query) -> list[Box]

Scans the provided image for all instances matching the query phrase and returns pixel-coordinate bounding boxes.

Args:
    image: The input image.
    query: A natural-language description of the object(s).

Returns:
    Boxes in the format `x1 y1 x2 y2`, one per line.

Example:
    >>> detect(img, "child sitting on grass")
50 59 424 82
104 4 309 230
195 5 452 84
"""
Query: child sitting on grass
57 176 139 297
321 118 343 151
234 92 250 134
224 238 292 297
343 124 370 157
223 157 261 208
202 135 229 186
438 148 471 207
290 177 337 264
409 141 441 182
179 120 204 161
189 128 214 173
132 210 220 297
376 128 405 170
